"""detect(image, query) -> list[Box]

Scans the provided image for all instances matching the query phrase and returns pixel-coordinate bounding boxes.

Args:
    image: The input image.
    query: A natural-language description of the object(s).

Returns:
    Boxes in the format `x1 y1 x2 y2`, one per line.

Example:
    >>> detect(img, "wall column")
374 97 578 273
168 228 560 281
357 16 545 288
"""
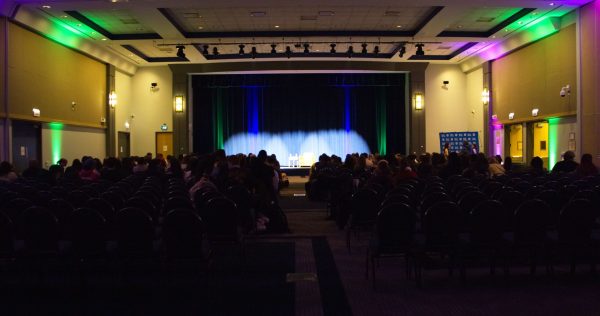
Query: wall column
482 61 493 155
106 65 116 157
579 1 600 163
410 69 426 154
172 72 188 156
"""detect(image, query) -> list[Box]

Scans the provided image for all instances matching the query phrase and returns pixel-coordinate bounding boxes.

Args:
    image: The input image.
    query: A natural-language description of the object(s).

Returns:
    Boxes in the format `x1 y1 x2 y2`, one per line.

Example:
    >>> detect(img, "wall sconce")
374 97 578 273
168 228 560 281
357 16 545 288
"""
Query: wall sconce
124 121 130 129
175 96 184 112
508 112 515 120
109 91 117 108
414 93 423 110
151 82 158 92
532 108 539 117
32 108 41 117
481 88 490 105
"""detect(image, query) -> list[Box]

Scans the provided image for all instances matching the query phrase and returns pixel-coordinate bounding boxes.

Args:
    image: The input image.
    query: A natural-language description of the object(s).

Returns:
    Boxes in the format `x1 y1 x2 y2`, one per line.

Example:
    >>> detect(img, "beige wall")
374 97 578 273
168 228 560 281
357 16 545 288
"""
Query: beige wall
466 67 484 140
425 64 482 153
7 22 106 127
492 24 577 122
41 123 106 167
128 66 173 156
0 18 6 118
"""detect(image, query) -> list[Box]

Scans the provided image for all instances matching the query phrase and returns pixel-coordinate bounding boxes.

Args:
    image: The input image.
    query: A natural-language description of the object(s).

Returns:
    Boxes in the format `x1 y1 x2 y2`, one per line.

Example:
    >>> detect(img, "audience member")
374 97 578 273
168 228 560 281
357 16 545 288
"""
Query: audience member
0 161 18 182
551 150 579 174
575 153 598 177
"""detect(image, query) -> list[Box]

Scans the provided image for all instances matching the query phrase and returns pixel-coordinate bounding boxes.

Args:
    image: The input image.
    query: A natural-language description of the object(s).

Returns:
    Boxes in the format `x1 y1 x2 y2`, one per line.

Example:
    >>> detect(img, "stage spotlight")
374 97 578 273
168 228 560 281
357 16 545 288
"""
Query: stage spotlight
251 46 257 59
303 43 310 54
212 46 219 55
238 44 245 55
176 45 186 58
361 43 368 54
202 44 209 55
399 45 406 58
373 45 380 55
347 45 354 58
285 46 292 58
271 44 277 54
330 43 336 53
415 43 425 56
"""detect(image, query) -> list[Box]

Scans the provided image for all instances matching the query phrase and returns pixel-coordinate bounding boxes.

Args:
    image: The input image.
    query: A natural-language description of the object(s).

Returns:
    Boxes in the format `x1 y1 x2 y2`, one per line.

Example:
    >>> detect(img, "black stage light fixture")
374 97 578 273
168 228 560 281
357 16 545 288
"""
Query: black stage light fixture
303 43 310 54
251 46 257 59
373 45 380 55
202 45 209 55
347 45 354 58
415 43 425 56
212 46 219 55
361 43 368 54
285 46 292 58
330 43 336 53
399 45 406 58
176 45 186 58
270 44 277 54
238 44 245 55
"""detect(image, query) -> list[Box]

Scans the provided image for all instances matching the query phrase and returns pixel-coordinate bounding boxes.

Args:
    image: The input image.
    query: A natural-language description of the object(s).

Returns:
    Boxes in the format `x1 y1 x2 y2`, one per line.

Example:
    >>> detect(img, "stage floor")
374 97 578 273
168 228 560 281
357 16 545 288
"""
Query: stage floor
281 167 310 177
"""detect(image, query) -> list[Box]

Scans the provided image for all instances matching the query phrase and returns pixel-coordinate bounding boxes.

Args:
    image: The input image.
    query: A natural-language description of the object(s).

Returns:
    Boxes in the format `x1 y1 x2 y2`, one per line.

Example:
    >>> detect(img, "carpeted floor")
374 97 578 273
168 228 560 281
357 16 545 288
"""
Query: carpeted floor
279 177 600 316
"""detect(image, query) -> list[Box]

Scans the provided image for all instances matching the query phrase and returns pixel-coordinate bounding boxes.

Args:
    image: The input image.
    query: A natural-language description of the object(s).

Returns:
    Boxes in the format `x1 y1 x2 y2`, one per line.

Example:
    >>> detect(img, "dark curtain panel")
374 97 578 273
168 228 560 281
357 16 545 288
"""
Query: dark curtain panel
192 73 407 156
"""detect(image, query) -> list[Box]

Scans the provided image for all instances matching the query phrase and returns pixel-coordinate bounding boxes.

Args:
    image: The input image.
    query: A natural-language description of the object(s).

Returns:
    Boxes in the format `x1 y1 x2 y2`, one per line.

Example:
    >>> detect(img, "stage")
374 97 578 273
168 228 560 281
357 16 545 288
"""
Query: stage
281 167 310 177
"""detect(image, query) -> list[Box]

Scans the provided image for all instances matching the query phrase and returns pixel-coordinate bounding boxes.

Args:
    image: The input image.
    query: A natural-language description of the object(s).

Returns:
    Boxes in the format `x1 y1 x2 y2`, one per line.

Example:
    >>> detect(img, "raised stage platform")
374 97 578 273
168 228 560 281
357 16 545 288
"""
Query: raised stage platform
281 167 310 177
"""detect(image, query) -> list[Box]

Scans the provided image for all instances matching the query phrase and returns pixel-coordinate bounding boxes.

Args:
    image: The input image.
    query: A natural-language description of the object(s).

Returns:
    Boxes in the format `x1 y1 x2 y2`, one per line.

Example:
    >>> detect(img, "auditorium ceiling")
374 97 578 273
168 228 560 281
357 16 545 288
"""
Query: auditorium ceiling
3 0 593 67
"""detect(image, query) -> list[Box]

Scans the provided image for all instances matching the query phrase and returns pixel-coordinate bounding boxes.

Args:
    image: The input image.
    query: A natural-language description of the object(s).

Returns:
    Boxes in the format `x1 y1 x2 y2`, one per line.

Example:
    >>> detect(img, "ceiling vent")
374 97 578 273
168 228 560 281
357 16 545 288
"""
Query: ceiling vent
182 12 200 19
384 11 401 17
119 18 139 24
300 15 318 21
476 17 495 22
250 11 267 17
318 11 335 16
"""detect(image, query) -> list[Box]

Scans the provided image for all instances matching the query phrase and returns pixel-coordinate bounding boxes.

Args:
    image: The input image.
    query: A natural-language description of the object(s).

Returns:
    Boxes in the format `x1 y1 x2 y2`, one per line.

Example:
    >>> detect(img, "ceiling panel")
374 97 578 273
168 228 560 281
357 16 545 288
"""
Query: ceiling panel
444 7 522 32
76 9 156 34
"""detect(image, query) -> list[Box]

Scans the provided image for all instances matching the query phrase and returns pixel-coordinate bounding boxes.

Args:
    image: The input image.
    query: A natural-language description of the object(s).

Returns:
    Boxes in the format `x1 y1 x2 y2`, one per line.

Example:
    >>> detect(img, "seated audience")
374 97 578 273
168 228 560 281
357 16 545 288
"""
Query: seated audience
552 150 579 174
0 161 18 182
575 153 598 177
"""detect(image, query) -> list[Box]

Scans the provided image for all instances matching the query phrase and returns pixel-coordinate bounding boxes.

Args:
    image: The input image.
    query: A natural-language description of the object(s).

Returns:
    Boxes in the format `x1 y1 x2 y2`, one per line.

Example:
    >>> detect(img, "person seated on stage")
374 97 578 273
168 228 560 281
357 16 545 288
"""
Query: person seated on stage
551 150 579 174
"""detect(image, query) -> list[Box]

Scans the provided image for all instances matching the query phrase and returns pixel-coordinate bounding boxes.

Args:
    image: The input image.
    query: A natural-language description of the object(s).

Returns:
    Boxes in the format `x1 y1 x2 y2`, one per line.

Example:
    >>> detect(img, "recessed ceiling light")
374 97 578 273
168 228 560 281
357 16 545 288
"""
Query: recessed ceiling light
504 28 509 32
101 38 107 41
549 2 555 6
518 21 523 25
396 25 403 28
274 25 280 28
62 15 68 18
91 31 96 35
457 25 463 29
532 12 538 15
315 49 320 52
491 35 496 38
42 5 51 9
198 26 203 30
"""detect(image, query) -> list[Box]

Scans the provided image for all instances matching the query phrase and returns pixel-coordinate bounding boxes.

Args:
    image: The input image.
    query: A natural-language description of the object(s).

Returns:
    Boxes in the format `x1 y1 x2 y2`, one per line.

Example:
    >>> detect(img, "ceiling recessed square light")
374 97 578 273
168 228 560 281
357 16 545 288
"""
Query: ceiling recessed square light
274 25 280 28
42 5 51 9
318 11 335 16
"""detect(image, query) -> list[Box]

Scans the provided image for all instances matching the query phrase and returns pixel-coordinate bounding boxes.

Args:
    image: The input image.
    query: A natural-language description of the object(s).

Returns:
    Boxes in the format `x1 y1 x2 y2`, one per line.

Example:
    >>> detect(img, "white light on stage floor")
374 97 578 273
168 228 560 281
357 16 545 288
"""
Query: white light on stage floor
223 130 370 166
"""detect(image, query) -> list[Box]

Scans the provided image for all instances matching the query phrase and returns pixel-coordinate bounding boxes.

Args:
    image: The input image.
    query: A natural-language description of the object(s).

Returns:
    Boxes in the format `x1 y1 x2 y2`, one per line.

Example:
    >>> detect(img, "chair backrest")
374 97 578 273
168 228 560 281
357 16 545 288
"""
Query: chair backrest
469 200 505 244
115 207 154 255
164 196 193 214
100 191 126 211
0 212 14 254
482 181 503 197
457 190 488 215
125 196 158 222
70 207 107 255
423 201 461 246
2 198 34 225
204 197 240 241
376 203 416 251
66 190 90 208
559 199 596 243
163 208 204 259
86 197 117 224
514 199 550 244
21 206 59 252
381 194 412 208
419 191 451 215
350 188 379 224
